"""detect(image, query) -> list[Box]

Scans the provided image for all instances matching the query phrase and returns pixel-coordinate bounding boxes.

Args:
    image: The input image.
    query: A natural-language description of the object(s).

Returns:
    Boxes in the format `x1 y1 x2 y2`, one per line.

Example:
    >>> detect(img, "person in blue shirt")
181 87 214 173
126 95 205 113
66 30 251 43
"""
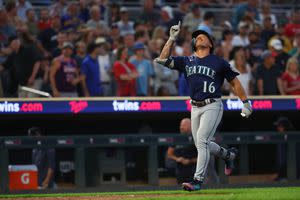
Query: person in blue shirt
81 41 103 96
231 0 259 32
154 22 252 191
130 43 154 96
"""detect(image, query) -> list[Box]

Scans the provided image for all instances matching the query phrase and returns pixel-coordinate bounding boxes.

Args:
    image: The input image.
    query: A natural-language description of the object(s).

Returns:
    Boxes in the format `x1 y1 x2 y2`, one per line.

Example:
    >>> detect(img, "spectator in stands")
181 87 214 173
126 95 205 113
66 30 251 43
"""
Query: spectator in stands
174 0 191 23
123 33 135 57
28 127 56 189
108 23 120 50
81 41 103 97
197 11 215 36
273 117 294 181
113 46 138 96
51 31 68 58
183 4 202 33
17 0 32 21
258 2 277 29
0 8 16 57
49 0 67 17
166 118 197 184
108 3 120 25
288 33 300 63
5 1 26 32
74 41 86 68
269 39 290 74
26 9 39 37
229 47 252 96
231 0 259 31
61 3 81 31
247 31 265 70
261 16 276 48
281 57 300 95
3 35 42 97
151 26 167 41
130 43 154 96
139 0 160 29
256 50 283 95
221 29 234 61
78 0 90 23
153 61 178 96
117 7 135 36
232 21 250 47
38 8 52 32
96 37 114 96
269 25 293 54
159 6 176 31
284 9 300 40
86 5 109 36
50 42 86 97
37 15 61 55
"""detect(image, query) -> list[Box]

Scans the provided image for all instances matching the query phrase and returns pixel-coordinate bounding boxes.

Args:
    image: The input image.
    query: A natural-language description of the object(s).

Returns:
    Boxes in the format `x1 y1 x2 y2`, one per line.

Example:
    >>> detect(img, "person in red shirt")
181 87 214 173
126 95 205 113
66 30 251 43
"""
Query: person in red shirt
38 8 52 31
281 57 300 95
113 46 139 96
284 9 300 39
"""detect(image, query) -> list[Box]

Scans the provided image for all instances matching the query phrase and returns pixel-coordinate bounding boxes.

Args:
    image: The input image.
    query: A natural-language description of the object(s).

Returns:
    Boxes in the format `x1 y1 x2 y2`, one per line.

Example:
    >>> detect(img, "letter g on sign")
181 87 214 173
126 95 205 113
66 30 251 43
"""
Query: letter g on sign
21 173 30 184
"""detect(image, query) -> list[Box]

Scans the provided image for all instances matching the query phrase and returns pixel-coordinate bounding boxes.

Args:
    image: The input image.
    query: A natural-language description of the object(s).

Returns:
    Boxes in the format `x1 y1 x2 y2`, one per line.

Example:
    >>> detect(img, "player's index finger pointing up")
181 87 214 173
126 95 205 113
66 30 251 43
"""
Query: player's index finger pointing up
178 21 181 28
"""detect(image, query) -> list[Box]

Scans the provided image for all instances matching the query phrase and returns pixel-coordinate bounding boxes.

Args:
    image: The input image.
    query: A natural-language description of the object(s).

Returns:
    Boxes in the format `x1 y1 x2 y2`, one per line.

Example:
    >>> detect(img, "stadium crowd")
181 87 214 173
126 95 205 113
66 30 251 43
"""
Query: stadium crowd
0 0 300 98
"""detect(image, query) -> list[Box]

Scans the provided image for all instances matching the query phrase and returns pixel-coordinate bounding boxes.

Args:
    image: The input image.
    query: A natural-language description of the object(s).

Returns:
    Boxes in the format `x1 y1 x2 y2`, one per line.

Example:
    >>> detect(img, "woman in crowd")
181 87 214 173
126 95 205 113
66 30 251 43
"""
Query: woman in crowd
113 46 138 96
281 57 300 95
229 47 253 96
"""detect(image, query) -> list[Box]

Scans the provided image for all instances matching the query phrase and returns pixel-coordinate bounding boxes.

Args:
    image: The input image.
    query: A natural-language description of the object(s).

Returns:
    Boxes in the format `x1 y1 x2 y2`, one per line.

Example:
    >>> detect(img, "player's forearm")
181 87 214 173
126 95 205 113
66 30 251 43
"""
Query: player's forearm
159 39 174 59
230 78 247 101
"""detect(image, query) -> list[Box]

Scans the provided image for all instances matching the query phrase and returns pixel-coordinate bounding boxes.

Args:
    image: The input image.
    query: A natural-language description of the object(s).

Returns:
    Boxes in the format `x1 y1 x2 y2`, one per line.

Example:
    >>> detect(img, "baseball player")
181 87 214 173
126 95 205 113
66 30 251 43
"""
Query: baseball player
154 22 252 191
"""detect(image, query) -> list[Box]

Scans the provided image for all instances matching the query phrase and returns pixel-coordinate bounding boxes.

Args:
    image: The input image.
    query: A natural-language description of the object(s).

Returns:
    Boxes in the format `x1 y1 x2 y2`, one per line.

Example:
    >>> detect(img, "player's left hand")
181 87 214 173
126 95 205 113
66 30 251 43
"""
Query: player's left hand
169 21 181 41
241 100 252 118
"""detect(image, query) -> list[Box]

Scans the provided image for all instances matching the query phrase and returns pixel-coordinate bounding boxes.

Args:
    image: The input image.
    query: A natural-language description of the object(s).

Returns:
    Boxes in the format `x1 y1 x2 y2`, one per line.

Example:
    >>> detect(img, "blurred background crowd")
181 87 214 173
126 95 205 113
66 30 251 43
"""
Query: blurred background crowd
0 0 299 98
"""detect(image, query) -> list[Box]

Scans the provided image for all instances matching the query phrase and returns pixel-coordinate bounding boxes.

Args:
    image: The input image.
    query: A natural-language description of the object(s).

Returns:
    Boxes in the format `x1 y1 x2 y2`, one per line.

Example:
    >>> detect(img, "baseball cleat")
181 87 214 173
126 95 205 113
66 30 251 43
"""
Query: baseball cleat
182 179 202 191
224 147 238 176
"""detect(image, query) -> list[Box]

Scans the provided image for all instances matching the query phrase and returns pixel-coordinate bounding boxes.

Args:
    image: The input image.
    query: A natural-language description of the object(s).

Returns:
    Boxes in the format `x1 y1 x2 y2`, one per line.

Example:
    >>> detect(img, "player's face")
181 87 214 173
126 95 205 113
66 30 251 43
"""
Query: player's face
195 34 212 49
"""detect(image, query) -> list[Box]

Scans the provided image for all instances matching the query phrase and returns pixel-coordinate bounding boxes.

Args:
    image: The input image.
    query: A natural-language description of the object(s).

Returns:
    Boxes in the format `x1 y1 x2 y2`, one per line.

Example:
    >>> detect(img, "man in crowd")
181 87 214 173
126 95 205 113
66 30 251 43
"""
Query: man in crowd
81 40 103 96
2 35 42 97
50 42 87 97
28 127 56 189
130 43 154 96
256 50 283 95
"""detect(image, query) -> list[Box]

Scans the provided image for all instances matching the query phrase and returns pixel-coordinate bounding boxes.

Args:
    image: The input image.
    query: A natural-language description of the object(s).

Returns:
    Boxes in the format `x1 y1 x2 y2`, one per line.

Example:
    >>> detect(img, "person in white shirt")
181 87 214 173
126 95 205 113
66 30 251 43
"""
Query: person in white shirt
232 21 250 47
17 0 32 21
259 2 277 29
116 7 135 36
229 47 252 96
96 37 114 96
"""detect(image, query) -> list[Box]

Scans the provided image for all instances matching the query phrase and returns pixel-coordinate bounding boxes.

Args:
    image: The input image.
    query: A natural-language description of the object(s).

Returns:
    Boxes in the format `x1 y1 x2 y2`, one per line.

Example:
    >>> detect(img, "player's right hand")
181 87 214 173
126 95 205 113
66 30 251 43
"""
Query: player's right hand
169 21 181 41
241 100 252 118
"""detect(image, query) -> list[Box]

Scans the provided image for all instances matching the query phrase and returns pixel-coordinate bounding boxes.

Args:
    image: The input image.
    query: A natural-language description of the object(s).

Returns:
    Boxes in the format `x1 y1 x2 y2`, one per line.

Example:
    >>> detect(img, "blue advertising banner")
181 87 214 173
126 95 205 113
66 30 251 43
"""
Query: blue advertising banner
0 97 299 114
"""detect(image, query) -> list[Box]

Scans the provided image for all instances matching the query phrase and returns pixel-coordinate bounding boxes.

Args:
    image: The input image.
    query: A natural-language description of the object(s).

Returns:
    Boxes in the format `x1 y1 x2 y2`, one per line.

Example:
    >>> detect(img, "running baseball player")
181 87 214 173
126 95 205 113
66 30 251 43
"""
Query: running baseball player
154 22 252 191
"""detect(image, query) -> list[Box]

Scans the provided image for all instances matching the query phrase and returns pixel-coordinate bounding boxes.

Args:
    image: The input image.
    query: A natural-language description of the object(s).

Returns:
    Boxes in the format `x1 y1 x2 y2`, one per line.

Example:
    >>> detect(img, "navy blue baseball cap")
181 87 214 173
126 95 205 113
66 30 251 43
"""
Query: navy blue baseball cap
133 42 145 51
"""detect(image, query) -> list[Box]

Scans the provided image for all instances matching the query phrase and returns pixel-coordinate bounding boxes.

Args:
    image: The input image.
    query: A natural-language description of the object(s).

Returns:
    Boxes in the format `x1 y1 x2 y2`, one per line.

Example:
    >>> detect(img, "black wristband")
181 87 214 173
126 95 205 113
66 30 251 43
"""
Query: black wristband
242 99 249 104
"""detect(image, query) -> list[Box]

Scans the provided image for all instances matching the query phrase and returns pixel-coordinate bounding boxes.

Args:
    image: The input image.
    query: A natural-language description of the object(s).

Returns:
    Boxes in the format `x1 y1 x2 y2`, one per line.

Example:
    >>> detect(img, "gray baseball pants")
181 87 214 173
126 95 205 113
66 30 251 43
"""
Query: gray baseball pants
191 99 225 182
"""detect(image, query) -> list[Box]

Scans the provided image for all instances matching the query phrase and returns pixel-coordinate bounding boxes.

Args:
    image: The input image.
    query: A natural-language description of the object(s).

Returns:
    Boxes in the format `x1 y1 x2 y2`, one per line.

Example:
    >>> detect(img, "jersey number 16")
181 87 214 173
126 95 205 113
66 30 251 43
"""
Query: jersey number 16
203 81 216 93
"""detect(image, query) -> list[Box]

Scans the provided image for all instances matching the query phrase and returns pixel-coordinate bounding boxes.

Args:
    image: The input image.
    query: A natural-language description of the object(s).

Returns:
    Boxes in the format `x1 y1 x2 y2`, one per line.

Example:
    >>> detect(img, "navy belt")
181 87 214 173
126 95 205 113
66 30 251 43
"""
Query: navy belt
191 98 216 107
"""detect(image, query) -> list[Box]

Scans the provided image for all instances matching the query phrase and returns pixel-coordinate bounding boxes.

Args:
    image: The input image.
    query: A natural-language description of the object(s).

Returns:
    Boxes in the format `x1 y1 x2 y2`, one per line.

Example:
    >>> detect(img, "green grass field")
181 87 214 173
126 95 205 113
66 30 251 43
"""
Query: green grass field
0 187 299 200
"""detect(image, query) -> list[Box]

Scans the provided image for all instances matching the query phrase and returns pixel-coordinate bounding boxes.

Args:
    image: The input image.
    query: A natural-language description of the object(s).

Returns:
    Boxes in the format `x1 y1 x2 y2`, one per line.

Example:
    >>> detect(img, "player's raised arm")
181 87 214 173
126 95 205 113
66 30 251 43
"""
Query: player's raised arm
229 77 252 118
154 21 181 68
